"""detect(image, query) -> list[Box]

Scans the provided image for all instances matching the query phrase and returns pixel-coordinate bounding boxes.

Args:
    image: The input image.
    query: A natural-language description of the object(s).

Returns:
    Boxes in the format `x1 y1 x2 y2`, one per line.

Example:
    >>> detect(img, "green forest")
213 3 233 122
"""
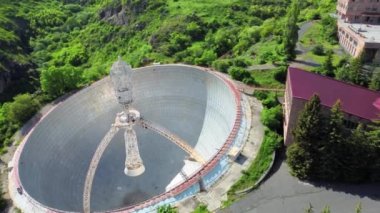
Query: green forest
0 0 339 152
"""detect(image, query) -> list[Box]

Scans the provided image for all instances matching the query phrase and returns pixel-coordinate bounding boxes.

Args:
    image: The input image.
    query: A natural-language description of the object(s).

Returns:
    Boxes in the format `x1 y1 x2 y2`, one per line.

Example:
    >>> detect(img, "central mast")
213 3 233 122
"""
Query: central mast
110 56 145 176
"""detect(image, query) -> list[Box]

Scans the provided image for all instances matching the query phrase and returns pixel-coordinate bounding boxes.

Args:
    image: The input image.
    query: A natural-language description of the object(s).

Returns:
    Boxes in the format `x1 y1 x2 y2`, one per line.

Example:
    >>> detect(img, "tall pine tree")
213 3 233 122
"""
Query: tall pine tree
318 100 345 180
348 53 367 86
369 70 380 91
367 118 380 181
319 50 334 77
282 0 300 60
287 95 323 179
343 124 369 182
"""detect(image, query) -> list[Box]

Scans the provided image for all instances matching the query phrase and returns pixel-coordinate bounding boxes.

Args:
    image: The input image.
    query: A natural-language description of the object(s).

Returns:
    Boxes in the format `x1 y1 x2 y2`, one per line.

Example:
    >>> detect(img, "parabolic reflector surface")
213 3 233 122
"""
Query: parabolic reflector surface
17 65 238 212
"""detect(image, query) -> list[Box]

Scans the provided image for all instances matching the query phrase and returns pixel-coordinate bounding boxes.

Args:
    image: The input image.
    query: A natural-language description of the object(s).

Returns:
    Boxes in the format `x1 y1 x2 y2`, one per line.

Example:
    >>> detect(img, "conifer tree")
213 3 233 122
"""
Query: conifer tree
369 70 380 91
367 118 380 181
343 124 368 182
282 0 300 60
367 118 380 145
292 94 323 144
320 50 334 77
318 100 345 180
348 54 367 86
287 95 322 179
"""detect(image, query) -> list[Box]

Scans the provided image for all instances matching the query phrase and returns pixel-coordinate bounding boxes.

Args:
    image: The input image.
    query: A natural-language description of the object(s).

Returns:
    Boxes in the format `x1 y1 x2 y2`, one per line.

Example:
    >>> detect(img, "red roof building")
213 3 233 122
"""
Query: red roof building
284 67 380 145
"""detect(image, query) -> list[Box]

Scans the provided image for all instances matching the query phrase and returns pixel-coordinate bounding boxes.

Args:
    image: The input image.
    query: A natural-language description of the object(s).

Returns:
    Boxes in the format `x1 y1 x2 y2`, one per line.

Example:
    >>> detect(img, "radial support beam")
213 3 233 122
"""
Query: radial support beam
83 126 119 213
140 119 206 164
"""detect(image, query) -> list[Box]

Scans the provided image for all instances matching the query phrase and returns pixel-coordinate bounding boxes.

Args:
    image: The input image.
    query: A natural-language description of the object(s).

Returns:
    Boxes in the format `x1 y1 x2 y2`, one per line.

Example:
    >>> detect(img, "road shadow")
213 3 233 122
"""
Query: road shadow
295 49 304 55
293 59 320 67
268 147 380 201
307 178 380 201
262 147 286 181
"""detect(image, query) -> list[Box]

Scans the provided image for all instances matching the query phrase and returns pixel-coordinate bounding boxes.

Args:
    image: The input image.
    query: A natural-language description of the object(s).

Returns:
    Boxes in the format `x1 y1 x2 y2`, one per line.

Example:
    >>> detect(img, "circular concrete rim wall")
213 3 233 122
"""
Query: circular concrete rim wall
10 64 242 212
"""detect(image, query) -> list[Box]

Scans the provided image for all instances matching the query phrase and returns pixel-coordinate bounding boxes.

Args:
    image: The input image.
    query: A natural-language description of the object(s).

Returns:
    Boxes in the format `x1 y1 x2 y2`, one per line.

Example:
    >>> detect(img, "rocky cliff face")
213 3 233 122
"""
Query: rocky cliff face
0 16 33 94
0 73 11 93
99 0 150 26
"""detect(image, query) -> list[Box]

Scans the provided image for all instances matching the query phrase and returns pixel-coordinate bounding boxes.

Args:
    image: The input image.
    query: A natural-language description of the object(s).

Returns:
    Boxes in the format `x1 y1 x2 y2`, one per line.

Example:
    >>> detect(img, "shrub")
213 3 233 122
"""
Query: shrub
261 105 283 132
242 77 257 85
232 57 251 68
212 27 239 56
41 65 83 98
312 44 325 56
228 66 251 81
157 205 177 213
212 59 232 73
2 93 40 124
253 91 268 100
194 49 217 66
262 92 279 108
192 204 210 213
274 66 287 83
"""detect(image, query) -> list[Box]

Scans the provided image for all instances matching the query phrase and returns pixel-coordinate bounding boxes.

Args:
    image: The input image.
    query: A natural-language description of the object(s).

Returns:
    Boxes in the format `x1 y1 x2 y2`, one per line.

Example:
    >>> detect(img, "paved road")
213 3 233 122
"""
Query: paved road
221 150 380 213
246 64 276 72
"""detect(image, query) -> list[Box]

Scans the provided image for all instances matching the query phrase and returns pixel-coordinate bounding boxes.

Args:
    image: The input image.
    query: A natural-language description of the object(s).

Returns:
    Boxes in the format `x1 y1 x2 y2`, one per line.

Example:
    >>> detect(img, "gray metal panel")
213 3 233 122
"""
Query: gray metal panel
18 65 237 212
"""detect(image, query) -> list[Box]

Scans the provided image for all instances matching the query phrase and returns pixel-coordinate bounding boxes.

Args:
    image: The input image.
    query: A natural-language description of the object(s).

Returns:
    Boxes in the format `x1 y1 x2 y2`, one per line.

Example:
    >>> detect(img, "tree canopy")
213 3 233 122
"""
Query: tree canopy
287 95 380 182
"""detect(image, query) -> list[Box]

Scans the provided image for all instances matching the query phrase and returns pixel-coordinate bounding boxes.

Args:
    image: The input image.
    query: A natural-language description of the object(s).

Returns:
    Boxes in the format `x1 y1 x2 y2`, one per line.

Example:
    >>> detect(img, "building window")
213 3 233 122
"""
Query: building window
344 119 357 129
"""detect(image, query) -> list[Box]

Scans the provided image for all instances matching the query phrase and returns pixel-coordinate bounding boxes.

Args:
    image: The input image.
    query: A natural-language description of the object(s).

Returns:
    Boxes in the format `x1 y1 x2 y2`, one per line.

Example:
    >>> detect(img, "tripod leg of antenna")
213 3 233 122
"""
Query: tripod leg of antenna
124 126 145 176
83 126 118 213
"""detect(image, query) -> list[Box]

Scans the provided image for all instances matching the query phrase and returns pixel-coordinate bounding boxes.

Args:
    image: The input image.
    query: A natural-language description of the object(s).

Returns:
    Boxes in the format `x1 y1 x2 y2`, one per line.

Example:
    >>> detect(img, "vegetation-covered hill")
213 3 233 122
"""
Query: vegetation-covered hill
1 0 336 98
0 0 338 166
0 0 35 98
3 0 372 210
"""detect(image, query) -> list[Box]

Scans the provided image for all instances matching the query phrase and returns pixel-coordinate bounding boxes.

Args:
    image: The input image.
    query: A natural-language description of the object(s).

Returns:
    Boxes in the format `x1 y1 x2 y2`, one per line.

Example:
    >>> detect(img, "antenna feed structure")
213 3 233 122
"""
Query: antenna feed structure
110 56 134 106
110 57 145 176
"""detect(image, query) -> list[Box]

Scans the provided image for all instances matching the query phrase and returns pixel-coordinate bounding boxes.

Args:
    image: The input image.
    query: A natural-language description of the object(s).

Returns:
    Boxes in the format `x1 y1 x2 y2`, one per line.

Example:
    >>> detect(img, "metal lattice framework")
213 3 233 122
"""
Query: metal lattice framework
83 58 205 213
140 119 205 164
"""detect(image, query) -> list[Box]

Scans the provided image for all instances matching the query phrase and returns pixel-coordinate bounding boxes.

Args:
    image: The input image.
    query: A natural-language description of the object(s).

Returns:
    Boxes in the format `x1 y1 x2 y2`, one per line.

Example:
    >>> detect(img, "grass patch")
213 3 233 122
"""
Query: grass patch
250 69 285 89
192 204 210 213
298 20 348 67
299 21 338 50
223 92 283 207
167 0 239 21
301 51 343 66
224 129 282 207
251 40 284 65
